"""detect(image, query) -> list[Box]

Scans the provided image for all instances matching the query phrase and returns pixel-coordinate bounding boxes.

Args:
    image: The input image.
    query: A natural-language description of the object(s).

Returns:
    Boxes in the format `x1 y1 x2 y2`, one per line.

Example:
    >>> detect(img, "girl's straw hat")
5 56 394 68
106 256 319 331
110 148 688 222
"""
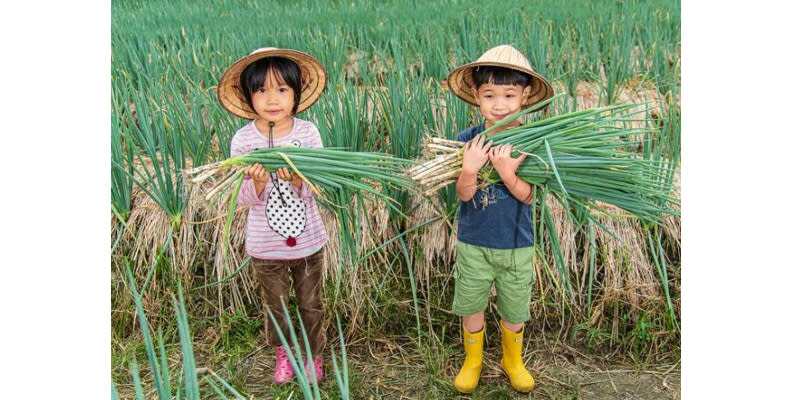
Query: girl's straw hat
447 45 554 111
217 47 327 119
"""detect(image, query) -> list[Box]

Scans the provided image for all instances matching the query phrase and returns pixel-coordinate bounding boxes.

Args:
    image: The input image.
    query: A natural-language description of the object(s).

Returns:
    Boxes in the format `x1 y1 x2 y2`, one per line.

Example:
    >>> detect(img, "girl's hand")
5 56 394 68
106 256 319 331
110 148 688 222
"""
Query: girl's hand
276 167 302 189
245 163 269 184
462 134 493 174
488 144 528 179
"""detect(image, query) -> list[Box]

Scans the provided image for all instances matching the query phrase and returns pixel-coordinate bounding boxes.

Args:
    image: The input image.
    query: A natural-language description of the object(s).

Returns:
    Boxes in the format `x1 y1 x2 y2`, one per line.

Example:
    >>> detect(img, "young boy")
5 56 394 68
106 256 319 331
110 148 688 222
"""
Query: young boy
445 45 554 393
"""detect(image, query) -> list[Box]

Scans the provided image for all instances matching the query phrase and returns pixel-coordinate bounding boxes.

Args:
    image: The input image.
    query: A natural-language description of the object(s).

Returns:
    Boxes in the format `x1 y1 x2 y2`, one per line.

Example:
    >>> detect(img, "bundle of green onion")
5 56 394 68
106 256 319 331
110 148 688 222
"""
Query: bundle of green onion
185 146 414 212
408 95 678 223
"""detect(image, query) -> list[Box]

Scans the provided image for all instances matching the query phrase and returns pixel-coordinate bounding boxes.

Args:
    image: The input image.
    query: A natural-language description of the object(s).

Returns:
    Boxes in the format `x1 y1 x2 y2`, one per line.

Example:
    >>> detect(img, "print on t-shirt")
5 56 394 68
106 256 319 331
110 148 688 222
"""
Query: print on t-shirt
265 138 306 247
265 178 306 247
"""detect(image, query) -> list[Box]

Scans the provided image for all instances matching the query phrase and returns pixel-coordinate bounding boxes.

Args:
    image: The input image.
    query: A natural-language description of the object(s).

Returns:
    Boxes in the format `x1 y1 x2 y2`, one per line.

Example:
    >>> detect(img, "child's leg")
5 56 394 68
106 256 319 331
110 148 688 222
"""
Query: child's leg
501 320 524 333
452 242 494 324
493 246 535 326
452 242 495 393
292 248 326 356
462 311 485 333
252 258 292 348
493 246 536 392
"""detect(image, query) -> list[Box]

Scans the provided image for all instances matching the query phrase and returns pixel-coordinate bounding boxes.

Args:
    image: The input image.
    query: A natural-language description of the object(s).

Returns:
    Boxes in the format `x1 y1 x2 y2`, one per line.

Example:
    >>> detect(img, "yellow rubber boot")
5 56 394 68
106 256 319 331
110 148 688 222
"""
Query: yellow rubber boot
500 320 535 392
453 325 484 393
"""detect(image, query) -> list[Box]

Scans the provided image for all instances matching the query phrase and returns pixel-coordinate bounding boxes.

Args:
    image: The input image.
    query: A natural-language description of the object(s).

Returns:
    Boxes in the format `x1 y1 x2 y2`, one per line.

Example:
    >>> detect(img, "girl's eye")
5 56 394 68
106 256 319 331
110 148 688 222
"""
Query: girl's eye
484 95 493 98
279 88 287 93
257 88 266 93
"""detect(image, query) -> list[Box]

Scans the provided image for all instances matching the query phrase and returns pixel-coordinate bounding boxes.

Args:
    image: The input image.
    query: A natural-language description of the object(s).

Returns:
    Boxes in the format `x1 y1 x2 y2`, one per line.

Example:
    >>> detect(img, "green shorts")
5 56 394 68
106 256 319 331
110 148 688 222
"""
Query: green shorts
452 241 535 324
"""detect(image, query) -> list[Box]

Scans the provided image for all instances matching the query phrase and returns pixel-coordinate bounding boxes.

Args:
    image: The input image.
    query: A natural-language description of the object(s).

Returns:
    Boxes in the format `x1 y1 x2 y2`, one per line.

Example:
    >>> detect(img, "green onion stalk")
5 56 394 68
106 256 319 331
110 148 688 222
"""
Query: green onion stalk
184 146 415 215
407 94 679 223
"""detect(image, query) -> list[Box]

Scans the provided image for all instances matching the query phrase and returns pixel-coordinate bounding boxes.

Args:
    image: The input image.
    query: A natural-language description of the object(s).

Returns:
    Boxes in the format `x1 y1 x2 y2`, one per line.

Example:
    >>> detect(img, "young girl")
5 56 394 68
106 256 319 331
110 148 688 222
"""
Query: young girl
217 48 329 384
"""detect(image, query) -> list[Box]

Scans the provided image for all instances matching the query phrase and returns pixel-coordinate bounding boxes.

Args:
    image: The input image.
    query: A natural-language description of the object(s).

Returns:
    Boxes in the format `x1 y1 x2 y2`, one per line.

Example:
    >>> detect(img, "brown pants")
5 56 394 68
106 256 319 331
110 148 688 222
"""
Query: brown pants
252 248 326 356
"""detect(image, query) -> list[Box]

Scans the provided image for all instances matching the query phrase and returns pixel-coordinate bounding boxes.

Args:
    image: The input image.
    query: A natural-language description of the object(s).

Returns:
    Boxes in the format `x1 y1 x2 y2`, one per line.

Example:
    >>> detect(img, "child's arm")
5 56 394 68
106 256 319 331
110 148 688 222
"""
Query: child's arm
501 173 534 204
489 144 533 204
230 134 267 206
456 170 478 202
456 135 493 202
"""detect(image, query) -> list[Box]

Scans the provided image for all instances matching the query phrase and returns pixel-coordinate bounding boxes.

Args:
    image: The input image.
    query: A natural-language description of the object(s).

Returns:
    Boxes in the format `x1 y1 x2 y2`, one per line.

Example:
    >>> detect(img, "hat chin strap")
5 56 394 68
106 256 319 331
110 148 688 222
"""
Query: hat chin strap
267 121 286 206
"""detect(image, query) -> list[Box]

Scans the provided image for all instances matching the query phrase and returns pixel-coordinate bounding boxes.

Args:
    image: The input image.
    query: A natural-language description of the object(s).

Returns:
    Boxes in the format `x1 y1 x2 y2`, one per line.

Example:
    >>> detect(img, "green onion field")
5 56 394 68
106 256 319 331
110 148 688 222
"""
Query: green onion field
112 0 681 398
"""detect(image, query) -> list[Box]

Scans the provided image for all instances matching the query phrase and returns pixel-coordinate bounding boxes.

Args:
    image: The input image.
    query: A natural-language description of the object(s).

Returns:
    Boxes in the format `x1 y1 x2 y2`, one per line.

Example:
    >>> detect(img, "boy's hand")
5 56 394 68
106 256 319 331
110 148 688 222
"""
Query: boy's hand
488 144 528 179
245 163 269 184
276 167 302 189
462 134 493 174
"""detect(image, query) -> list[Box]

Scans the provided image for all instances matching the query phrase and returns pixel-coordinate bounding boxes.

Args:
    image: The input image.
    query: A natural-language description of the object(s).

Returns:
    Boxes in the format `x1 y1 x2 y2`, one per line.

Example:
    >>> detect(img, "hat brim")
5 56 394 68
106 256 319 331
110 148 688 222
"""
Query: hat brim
217 48 327 120
447 61 554 111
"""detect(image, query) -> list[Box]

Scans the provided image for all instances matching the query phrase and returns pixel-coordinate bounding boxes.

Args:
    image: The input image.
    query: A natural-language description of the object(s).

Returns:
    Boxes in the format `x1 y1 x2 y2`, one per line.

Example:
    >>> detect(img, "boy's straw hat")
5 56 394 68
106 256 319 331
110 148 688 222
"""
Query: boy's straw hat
217 47 327 119
447 45 554 111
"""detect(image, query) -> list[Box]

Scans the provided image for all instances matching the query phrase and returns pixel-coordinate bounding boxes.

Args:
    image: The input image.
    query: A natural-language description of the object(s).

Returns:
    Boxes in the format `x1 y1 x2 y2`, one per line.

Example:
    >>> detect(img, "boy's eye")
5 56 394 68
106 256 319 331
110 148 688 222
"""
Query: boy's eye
257 88 266 93
279 88 288 93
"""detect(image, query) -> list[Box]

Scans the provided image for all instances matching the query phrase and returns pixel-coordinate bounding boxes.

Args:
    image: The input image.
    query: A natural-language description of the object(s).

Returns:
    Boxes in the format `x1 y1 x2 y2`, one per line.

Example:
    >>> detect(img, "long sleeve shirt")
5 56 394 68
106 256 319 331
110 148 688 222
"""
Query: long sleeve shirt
230 117 328 259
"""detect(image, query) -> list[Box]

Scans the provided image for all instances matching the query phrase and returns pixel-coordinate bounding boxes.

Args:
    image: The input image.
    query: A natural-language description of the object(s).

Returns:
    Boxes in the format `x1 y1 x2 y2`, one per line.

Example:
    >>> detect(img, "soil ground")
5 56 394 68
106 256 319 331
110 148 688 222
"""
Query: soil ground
159 337 681 399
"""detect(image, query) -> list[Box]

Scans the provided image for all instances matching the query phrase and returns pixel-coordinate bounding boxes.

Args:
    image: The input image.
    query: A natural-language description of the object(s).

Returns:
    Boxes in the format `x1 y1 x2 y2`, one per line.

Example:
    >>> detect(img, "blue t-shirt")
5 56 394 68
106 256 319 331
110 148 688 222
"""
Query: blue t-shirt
456 124 534 249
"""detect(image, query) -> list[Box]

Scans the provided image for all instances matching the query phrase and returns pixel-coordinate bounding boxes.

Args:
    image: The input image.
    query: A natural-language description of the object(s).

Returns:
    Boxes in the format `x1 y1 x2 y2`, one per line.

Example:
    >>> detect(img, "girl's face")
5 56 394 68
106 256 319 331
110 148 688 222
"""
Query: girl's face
250 68 296 125
472 82 530 127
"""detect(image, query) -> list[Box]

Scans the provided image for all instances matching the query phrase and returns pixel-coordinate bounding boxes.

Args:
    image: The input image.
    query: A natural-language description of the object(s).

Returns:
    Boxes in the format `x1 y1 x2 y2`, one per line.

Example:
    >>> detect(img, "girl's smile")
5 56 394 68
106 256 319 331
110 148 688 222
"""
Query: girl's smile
250 68 296 136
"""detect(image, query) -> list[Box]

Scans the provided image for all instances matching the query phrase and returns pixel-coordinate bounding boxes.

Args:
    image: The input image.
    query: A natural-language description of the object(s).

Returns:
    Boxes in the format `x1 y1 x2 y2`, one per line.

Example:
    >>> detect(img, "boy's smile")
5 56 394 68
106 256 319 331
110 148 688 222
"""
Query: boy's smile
472 82 530 133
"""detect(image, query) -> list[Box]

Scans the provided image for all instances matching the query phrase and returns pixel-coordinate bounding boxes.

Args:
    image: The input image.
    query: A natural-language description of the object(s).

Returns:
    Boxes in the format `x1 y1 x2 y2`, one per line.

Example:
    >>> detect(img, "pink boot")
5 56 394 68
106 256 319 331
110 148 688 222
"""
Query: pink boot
305 356 323 384
273 346 295 384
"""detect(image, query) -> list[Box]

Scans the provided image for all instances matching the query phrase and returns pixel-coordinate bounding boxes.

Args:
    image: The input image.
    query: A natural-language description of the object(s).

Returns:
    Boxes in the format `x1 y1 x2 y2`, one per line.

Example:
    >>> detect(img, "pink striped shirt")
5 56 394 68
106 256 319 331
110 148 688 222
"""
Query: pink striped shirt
231 117 328 260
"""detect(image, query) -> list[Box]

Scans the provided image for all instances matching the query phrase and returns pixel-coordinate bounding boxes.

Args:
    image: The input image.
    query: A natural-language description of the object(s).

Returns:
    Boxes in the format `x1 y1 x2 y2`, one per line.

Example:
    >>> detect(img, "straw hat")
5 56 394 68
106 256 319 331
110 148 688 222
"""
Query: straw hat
447 45 554 111
217 47 327 119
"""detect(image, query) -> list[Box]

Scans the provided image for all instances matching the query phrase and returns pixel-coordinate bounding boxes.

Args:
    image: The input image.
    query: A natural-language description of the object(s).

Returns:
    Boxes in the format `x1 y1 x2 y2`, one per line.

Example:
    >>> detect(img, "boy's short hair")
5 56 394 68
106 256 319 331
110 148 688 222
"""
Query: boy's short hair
472 65 531 89
239 57 302 115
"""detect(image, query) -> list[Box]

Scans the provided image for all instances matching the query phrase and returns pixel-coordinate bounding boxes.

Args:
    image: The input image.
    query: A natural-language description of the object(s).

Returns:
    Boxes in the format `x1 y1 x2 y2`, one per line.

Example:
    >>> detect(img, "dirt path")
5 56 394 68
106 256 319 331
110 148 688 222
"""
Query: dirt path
225 338 680 399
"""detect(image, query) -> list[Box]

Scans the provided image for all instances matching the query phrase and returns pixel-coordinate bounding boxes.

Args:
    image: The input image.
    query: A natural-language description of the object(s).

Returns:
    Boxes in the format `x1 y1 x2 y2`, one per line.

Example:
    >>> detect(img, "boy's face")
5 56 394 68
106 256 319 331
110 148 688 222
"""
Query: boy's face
250 68 295 125
472 82 530 127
